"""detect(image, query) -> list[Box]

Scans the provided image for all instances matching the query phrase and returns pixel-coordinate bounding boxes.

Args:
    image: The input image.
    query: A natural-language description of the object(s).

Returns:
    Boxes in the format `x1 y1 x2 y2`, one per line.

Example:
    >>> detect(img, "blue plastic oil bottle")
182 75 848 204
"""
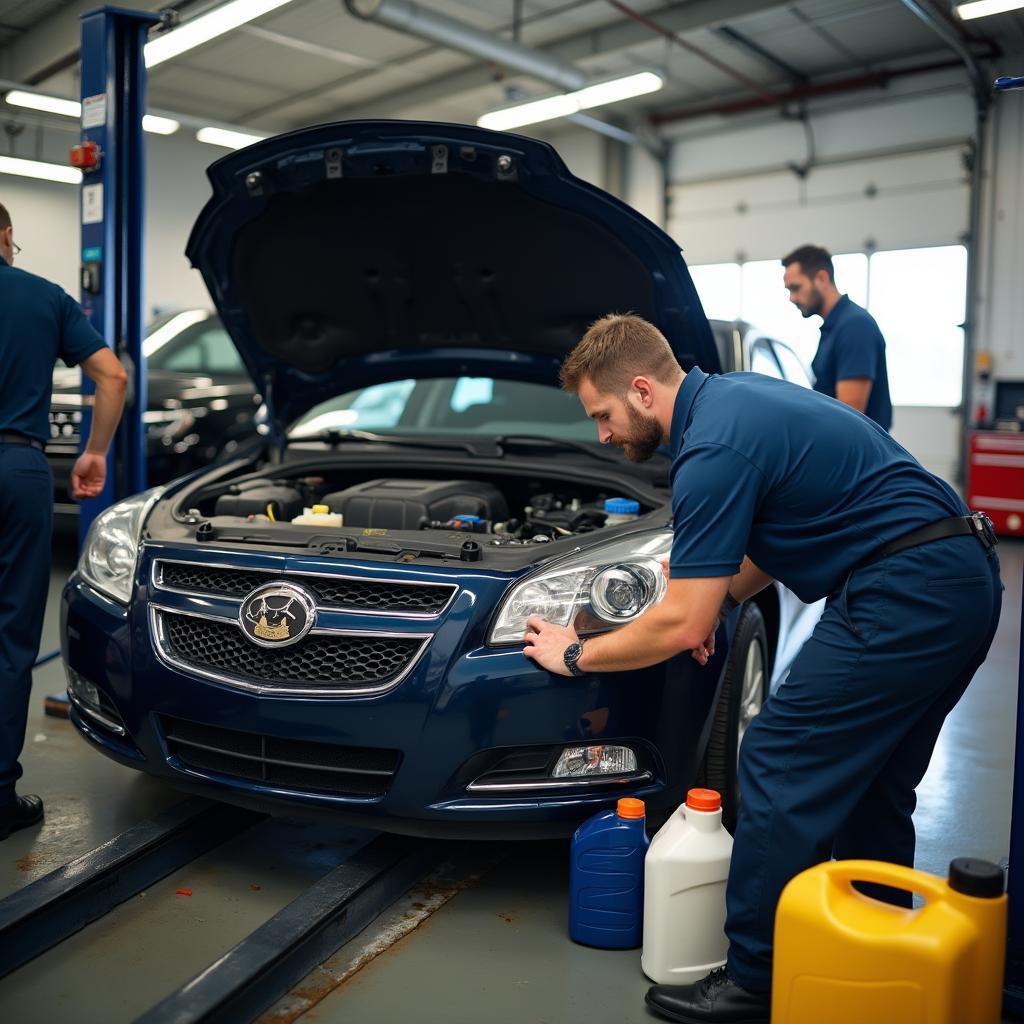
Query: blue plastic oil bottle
569 797 649 948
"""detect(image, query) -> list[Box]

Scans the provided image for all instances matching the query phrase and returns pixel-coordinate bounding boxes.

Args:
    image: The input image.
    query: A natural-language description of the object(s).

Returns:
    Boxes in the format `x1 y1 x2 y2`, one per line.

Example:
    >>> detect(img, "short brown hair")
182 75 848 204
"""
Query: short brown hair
0 202 10 233
560 313 682 396
781 244 834 282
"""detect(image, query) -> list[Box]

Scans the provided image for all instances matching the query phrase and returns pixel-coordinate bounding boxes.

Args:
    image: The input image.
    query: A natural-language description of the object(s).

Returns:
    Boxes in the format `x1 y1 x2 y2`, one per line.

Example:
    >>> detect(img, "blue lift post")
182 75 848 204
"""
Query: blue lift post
1001 71 1024 1020
43 5 158 718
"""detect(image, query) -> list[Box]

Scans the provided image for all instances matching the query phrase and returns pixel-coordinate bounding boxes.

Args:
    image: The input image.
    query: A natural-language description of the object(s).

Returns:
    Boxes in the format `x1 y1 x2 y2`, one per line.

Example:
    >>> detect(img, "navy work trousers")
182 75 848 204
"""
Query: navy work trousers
725 533 1003 993
0 442 53 806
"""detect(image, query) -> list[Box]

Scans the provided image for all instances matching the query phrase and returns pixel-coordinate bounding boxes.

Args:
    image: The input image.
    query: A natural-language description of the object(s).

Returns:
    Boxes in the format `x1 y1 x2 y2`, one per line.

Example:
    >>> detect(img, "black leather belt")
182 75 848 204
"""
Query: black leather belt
0 432 44 451
858 513 998 572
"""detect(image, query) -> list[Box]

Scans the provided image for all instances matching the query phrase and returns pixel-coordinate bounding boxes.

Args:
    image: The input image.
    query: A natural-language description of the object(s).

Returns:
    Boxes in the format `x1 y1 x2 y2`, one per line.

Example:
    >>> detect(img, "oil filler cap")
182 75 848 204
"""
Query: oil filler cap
948 857 1004 899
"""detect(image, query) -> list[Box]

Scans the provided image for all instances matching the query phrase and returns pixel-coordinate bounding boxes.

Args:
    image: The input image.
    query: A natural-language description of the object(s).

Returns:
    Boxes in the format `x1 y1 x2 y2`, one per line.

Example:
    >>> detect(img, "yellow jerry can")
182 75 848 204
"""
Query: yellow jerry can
772 858 1006 1024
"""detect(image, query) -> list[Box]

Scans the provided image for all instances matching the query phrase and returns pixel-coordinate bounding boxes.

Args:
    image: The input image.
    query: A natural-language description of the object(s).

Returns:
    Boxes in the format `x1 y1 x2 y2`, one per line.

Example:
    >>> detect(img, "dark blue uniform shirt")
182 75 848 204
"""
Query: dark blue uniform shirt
668 368 966 603
0 255 104 443
812 294 893 431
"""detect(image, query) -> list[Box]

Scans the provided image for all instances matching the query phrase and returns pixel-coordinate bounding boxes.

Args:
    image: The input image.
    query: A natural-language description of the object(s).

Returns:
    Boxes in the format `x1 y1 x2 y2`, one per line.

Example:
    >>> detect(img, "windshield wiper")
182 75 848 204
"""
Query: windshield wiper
494 433 642 465
297 428 499 457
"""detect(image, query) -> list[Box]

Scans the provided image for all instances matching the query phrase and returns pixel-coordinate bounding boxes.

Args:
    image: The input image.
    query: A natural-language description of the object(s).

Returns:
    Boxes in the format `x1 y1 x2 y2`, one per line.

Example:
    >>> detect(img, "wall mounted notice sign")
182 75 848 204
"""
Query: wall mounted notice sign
82 94 106 129
82 184 103 225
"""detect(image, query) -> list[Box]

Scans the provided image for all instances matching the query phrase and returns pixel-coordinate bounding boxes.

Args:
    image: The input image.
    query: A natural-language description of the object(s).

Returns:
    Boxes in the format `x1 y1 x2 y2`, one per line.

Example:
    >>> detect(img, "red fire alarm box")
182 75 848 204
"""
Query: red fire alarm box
967 431 1024 536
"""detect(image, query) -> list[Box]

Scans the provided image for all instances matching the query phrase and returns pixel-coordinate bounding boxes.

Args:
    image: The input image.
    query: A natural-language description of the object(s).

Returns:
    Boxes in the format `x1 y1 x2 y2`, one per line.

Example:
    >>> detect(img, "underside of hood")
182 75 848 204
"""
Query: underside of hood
186 120 717 429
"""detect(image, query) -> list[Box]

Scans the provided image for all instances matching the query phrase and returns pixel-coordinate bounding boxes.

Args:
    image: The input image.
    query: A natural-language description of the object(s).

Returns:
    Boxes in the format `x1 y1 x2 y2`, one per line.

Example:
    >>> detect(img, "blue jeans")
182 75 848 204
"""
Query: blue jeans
725 534 1003 992
0 442 53 805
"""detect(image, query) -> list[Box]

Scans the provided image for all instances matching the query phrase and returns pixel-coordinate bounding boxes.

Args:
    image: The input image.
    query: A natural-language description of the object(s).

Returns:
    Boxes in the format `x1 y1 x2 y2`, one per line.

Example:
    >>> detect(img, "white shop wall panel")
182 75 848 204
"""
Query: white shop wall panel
977 92 1024 380
669 147 970 265
1 177 79 293
667 89 975 184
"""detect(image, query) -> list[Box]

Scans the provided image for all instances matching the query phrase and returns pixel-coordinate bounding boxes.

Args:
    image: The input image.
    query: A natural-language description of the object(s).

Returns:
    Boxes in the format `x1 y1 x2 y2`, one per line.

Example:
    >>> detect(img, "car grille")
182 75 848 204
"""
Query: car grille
156 562 456 614
157 611 427 693
161 715 400 796
48 409 82 444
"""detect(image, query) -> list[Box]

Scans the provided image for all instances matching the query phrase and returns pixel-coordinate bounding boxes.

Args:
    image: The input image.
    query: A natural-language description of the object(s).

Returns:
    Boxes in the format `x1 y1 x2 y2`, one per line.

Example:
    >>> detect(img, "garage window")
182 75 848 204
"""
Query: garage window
690 246 965 407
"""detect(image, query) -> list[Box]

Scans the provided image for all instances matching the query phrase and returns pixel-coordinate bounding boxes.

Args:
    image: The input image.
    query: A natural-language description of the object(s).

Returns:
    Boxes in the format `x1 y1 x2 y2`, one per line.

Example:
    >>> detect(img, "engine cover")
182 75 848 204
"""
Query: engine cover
321 479 509 530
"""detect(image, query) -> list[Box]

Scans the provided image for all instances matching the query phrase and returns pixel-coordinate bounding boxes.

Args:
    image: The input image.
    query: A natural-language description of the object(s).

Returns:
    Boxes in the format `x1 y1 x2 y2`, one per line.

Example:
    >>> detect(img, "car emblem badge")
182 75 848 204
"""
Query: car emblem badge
239 582 316 648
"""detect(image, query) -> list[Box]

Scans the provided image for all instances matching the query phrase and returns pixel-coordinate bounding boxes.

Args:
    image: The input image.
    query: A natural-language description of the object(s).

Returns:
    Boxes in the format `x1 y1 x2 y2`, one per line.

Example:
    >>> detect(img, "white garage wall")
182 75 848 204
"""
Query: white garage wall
659 70 987 482
664 72 975 270
3 129 220 315
977 86 1024 383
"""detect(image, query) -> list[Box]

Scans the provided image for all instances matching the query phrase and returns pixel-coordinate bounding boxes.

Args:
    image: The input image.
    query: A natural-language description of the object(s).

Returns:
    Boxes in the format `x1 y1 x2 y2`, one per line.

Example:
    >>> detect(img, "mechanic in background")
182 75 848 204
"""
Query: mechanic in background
0 201 127 841
782 243 893 430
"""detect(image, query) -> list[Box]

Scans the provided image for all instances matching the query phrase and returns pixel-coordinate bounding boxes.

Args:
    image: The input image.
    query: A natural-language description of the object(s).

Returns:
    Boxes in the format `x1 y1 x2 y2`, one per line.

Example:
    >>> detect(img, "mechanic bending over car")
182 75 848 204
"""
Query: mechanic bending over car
523 313 1001 1024
0 201 127 842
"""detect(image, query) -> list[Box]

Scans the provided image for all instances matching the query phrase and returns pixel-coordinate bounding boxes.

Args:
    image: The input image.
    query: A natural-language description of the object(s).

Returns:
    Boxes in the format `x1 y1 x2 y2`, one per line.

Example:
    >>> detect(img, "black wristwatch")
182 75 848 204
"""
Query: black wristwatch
563 639 587 676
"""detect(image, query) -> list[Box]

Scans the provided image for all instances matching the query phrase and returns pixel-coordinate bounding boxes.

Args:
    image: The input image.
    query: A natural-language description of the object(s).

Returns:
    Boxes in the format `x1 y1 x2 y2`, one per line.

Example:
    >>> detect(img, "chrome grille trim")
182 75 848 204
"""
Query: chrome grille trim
151 558 458 618
149 604 431 697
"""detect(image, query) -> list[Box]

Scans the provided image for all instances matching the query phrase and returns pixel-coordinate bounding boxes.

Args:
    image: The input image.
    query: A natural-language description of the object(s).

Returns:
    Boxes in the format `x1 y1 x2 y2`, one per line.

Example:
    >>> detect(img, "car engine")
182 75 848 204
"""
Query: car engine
204 475 635 544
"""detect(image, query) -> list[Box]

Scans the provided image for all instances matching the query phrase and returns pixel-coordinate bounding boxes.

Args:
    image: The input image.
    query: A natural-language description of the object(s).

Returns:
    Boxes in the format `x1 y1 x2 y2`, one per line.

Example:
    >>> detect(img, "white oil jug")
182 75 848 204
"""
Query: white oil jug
642 788 733 985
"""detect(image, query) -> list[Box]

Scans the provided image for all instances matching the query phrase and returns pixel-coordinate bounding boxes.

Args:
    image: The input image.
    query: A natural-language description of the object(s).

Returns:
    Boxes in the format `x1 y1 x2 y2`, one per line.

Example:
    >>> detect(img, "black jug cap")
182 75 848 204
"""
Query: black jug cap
948 858 1005 899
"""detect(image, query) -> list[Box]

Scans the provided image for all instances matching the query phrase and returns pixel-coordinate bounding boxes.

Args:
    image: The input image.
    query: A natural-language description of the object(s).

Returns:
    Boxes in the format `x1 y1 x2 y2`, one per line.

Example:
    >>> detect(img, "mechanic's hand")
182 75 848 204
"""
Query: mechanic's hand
692 630 714 666
71 452 107 499
522 615 578 676
692 613 727 666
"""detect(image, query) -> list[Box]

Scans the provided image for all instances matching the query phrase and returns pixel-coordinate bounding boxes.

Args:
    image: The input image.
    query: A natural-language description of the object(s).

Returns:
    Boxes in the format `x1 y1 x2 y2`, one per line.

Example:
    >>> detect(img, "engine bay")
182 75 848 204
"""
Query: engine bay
185 468 652 547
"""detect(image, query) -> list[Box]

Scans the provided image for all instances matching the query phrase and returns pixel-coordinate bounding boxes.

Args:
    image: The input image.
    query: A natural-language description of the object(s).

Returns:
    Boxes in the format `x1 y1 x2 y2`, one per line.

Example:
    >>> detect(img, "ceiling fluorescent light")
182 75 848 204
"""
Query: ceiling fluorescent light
0 155 82 184
956 0 1024 17
145 0 297 68
478 71 663 132
142 114 180 135
478 94 579 131
573 72 664 110
196 126 267 150
5 90 81 118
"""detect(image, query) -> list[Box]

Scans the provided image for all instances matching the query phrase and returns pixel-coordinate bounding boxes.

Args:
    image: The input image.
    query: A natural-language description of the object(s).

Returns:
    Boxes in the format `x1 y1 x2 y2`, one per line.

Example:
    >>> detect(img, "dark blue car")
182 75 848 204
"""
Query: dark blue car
61 121 820 838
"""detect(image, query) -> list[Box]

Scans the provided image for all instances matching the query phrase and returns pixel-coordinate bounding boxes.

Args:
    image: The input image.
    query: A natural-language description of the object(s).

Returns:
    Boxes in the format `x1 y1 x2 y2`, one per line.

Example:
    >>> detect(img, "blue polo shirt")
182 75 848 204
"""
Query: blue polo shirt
0 255 104 444
812 295 893 431
668 368 966 602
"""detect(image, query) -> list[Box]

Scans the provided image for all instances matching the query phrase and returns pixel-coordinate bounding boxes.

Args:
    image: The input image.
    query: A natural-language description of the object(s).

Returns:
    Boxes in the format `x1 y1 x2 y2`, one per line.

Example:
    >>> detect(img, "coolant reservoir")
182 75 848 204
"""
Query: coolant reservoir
604 498 640 526
291 504 343 527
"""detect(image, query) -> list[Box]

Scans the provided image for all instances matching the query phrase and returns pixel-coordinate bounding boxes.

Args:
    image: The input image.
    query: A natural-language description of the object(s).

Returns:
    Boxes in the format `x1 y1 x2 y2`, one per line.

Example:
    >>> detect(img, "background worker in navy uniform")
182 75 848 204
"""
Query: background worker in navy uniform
782 243 893 431
524 314 1000 1024
0 201 127 841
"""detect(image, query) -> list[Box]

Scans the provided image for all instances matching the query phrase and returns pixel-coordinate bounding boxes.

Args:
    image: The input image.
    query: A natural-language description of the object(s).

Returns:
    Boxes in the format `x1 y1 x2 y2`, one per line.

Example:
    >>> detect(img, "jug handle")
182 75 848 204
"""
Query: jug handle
825 860 946 905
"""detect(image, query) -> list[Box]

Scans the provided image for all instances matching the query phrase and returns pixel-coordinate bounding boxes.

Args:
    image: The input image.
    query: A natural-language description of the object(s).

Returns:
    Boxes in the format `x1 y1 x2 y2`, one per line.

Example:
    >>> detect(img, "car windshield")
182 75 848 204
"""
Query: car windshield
143 310 244 374
289 377 603 443
55 310 245 375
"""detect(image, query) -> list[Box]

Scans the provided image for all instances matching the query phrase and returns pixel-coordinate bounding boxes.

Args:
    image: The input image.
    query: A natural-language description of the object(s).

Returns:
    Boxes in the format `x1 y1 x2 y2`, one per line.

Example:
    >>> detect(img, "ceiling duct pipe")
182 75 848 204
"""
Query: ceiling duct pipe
344 0 586 92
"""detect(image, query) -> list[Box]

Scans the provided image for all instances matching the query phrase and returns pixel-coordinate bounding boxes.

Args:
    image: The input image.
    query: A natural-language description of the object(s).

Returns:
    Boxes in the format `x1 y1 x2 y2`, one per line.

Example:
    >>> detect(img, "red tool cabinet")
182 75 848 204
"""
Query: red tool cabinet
967 431 1024 536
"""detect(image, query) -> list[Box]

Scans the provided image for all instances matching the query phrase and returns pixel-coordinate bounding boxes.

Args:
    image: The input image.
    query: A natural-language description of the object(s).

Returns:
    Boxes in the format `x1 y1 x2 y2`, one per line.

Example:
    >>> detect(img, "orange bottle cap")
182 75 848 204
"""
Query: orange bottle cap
617 797 645 819
686 788 721 812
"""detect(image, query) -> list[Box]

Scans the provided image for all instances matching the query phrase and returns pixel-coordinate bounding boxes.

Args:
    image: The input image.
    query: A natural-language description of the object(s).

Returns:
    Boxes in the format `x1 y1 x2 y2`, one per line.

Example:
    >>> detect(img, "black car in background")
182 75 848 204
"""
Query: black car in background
48 310 262 521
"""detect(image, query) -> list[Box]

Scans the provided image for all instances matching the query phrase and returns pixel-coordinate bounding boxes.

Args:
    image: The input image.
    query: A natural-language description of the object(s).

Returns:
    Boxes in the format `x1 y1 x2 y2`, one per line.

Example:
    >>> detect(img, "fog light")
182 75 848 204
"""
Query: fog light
552 744 637 778
66 666 101 710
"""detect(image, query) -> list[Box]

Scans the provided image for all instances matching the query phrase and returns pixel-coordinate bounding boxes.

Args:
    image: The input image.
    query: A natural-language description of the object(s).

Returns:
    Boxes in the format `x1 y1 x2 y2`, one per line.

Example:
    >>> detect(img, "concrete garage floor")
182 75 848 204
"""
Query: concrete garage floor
0 535 1020 1023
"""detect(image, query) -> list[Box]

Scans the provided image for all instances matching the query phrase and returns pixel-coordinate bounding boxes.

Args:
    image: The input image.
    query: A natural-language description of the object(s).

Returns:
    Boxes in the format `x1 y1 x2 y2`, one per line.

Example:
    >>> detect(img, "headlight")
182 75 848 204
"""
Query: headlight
488 530 671 645
78 487 165 604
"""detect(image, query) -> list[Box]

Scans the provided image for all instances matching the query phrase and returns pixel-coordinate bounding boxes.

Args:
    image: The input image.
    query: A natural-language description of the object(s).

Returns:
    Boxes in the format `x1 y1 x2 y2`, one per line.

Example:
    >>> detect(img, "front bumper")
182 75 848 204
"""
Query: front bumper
61 544 720 838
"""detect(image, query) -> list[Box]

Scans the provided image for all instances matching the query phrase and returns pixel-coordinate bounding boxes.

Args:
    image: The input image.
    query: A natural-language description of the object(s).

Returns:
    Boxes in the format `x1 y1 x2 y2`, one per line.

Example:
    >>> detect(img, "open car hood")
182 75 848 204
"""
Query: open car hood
186 119 718 430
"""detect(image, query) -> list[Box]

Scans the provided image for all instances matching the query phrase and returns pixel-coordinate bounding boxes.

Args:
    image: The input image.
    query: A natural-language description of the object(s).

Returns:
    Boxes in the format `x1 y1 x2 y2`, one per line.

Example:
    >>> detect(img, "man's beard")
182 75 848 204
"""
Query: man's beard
614 403 664 462
798 285 824 318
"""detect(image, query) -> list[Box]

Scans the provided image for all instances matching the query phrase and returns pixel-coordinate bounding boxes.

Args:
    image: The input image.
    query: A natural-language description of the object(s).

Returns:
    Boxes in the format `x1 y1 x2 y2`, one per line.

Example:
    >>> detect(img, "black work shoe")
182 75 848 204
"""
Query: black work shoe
0 794 44 841
645 966 770 1023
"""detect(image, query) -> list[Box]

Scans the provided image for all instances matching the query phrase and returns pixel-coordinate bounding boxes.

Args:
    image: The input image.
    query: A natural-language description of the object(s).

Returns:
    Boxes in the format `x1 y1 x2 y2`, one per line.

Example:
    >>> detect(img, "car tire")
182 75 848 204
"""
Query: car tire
704 602 768 834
